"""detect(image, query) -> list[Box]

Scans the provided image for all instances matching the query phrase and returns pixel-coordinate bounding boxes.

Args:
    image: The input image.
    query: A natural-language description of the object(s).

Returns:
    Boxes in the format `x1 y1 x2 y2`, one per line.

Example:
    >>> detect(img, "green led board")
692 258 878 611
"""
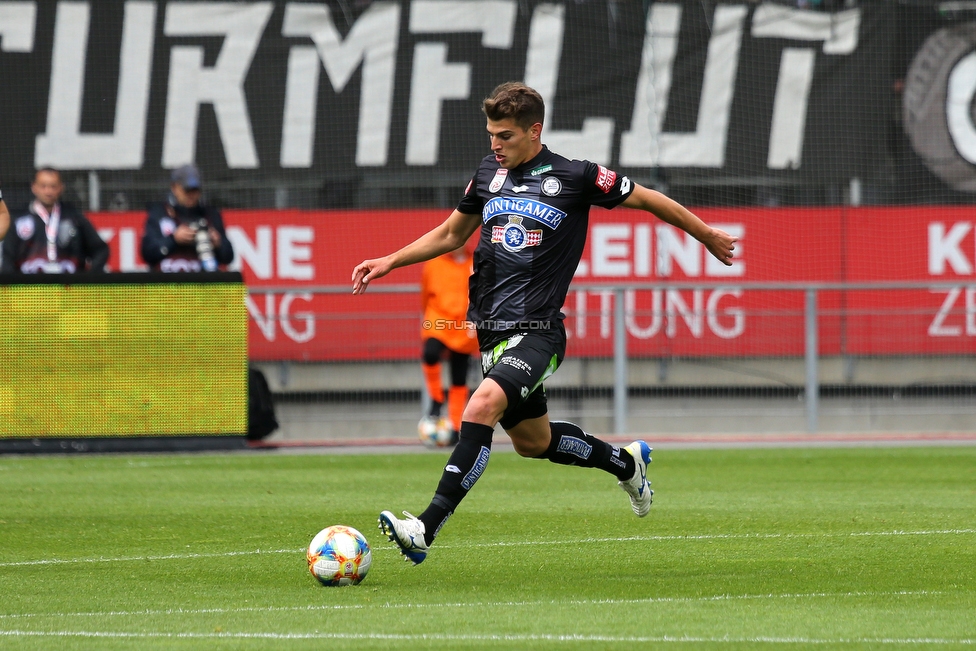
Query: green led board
0 274 247 437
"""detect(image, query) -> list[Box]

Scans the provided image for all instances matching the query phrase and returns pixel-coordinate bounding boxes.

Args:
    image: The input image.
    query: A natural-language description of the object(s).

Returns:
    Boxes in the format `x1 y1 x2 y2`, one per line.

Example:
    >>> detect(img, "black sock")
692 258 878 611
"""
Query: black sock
537 421 635 481
428 400 443 417
418 421 494 545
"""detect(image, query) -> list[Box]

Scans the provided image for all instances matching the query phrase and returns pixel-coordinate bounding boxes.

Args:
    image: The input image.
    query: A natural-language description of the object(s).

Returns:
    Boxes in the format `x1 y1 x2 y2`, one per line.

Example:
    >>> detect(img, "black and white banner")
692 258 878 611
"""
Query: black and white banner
0 1 969 192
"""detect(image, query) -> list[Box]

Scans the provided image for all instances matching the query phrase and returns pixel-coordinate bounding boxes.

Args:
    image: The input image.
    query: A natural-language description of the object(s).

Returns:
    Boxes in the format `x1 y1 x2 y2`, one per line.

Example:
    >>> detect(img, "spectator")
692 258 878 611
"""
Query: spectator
1 168 108 274
141 165 234 272
418 243 478 444
0 183 9 241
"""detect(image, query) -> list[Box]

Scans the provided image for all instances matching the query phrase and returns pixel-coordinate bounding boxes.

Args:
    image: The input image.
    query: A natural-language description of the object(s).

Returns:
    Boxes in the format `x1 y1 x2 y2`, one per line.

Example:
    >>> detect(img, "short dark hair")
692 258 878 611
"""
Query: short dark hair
34 167 61 183
482 82 545 131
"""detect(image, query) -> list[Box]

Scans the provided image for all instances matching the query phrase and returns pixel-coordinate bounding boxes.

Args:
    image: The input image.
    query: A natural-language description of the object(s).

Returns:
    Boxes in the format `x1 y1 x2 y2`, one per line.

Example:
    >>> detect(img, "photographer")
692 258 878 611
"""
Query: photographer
141 165 234 272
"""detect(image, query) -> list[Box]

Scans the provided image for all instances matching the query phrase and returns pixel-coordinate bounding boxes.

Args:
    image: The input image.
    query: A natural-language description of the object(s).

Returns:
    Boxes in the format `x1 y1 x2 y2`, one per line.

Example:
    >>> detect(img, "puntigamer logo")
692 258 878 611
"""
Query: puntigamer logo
482 197 567 229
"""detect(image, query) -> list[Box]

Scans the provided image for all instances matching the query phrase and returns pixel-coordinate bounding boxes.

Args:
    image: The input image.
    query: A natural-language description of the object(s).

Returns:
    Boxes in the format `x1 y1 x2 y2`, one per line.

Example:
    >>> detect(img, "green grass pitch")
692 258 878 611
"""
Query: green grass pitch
1 446 974 650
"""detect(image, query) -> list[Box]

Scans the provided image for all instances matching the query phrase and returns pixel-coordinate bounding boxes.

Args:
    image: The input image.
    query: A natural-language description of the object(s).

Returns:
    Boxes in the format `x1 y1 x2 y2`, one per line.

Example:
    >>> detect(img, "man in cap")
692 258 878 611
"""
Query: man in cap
141 164 234 272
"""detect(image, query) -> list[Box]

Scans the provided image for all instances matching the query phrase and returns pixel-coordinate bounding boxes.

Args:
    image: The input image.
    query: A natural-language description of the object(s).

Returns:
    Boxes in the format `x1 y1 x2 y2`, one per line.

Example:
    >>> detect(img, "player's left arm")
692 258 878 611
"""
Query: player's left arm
622 183 737 266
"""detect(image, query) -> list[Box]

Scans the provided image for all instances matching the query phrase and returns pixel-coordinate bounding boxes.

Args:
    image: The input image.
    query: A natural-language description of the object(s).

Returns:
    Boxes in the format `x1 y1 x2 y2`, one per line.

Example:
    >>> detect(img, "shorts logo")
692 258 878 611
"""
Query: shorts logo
461 446 491 489
491 216 542 252
15 216 34 240
595 165 616 193
489 168 508 193
556 436 593 460
541 177 561 196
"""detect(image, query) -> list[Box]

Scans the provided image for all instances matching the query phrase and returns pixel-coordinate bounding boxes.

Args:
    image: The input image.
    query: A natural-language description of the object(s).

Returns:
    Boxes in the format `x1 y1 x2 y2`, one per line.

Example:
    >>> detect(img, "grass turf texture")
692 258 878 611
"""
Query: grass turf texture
0 446 974 650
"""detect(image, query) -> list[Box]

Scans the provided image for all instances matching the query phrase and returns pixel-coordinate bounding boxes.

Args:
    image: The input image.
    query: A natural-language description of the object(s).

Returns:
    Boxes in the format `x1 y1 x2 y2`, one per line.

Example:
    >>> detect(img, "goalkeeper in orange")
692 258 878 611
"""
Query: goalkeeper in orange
418 242 478 445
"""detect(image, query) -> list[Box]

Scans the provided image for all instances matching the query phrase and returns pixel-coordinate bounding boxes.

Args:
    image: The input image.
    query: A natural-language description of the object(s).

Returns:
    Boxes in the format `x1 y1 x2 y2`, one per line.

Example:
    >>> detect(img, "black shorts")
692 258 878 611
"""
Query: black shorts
479 326 566 430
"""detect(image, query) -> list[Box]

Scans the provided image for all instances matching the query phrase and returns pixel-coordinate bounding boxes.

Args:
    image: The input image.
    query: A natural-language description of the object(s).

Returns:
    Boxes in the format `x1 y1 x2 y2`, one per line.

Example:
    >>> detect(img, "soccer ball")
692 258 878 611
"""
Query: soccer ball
307 525 372 586
418 415 455 448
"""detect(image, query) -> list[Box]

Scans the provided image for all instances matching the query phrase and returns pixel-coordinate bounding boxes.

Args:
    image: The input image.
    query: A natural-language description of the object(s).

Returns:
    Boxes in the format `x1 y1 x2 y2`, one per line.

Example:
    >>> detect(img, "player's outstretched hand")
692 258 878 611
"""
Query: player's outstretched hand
352 257 393 294
703 228 739 266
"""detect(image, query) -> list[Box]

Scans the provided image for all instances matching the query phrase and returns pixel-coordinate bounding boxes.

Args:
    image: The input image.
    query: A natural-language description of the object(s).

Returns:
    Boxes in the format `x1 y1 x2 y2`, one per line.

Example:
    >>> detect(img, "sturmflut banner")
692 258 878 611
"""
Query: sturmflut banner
0 0 970 194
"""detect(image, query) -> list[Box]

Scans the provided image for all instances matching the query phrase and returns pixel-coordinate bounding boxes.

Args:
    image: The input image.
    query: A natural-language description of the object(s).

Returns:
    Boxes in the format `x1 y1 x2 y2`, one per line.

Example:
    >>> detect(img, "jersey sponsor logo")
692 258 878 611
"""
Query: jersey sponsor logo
160 257 203 272
556 435 594 460
21 257 77 274
541 176 561 196
461 446 491 489
488 168 508 193
482 196 567 228
595 165 617 193
491 216 542 252
15 216 34 240
529 164 553 176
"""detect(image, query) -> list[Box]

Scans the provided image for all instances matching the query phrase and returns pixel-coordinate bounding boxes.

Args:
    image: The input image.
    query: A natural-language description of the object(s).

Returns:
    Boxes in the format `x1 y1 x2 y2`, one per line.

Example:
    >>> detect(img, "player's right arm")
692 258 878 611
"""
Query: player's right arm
352 209 479 295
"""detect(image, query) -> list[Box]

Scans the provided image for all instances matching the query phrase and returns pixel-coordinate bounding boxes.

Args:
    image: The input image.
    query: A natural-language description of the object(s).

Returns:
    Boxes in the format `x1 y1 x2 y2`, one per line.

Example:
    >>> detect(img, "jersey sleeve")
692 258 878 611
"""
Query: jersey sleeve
456 169 485 216
582 161 634 209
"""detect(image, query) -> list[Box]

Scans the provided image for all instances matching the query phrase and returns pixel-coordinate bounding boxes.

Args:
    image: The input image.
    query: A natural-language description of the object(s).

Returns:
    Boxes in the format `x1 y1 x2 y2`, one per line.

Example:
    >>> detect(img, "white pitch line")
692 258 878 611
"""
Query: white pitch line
0 590 944 621
1 528 974 569
0 548 300 568
0 630 973 645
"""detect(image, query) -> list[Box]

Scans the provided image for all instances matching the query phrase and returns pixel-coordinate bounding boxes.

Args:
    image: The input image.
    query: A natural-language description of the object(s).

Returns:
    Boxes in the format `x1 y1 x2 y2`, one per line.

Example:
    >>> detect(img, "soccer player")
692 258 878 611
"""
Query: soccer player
352 82 737 565
418 243 478 444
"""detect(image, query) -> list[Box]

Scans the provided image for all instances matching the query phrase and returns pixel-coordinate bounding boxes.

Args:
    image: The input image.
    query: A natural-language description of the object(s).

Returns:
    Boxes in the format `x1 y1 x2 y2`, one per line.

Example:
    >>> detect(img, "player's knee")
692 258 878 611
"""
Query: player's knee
510 436 547 458
463 385 506 425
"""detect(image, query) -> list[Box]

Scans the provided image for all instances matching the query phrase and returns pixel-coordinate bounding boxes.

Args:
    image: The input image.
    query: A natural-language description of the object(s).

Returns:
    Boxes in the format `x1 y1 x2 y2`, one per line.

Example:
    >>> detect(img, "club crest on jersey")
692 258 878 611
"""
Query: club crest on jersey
15 216 34 240
159 217 176 236
491 216 542 252
489 168 508 193
541 177 561 196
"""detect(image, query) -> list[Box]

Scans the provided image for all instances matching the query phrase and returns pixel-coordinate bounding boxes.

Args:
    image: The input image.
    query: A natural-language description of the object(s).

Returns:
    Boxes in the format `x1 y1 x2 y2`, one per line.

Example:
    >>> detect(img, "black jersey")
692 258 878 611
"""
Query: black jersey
457 146 634 345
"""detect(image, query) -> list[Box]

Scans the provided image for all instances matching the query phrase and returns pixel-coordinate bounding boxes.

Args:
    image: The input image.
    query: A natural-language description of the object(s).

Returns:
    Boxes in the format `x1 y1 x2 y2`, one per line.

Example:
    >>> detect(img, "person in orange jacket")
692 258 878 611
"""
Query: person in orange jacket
418 242 478 444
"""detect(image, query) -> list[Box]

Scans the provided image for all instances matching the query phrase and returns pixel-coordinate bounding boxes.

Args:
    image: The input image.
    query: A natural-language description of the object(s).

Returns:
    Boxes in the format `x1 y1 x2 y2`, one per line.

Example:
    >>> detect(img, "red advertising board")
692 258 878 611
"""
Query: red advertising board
89 206 976 361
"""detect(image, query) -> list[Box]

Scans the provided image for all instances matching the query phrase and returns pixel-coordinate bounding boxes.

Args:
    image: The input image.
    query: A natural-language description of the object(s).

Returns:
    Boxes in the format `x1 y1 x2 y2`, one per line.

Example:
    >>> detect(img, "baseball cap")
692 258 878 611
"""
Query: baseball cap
171 164 201 190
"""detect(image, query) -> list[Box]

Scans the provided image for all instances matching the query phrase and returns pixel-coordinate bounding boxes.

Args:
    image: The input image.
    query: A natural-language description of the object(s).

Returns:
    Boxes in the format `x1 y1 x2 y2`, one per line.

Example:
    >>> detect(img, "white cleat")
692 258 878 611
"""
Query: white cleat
618 441 653 517
378 510 429 565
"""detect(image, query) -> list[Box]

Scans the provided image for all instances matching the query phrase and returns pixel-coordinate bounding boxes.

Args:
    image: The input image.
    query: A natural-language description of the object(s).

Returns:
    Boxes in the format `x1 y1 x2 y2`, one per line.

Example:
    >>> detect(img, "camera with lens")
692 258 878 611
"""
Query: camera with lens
191 219 218 271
